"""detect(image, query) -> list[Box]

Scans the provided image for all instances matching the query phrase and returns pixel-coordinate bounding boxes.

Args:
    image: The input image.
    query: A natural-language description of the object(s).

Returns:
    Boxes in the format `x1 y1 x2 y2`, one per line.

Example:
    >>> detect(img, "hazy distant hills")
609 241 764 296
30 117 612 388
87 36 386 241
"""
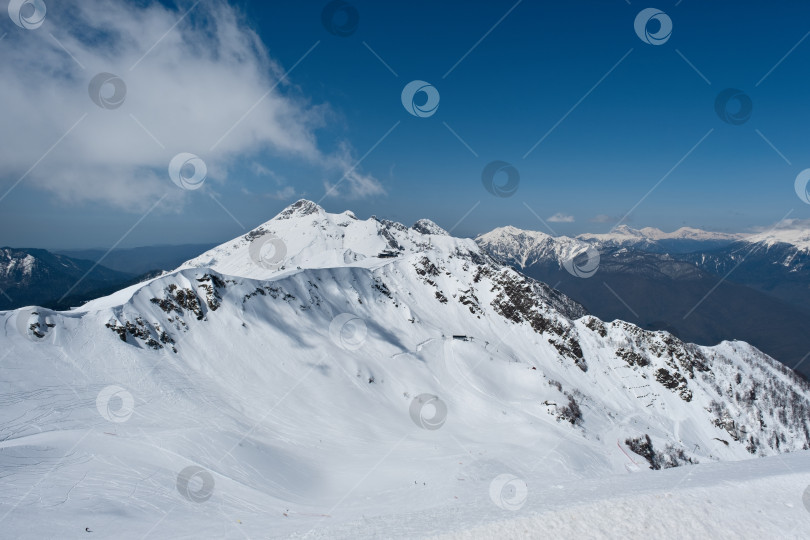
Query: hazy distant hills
56 243 217 275
1 244 215 310
679 241 810 313
0 248 133 311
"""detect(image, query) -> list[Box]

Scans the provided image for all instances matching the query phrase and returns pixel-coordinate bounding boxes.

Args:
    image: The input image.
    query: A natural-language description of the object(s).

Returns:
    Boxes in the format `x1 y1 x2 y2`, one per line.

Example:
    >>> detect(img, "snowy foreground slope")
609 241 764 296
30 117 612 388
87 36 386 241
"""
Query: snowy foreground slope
2 200 810 538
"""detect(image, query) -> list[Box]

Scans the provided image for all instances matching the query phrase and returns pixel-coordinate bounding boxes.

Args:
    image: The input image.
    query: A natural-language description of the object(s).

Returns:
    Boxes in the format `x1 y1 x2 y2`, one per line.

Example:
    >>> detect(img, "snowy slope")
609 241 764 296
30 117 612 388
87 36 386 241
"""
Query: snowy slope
746 220 810 253
475 226 589 270
320 451 810 539
2 200 810 538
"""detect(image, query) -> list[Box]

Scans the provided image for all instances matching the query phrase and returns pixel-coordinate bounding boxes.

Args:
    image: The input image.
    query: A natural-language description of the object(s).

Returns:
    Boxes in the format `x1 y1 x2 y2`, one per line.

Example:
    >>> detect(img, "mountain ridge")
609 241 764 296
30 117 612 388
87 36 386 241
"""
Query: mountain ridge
2 200 810 537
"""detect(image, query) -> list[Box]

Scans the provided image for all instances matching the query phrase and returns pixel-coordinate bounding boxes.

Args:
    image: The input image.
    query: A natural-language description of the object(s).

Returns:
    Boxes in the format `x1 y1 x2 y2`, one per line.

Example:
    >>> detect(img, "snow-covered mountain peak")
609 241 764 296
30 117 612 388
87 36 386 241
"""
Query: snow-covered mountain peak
273 198 326 220
411 218 449 236
478 225 553 243
613 224 648 237
664 227 744 241
181 202 483 280
746 220 810 252
476 226 587 270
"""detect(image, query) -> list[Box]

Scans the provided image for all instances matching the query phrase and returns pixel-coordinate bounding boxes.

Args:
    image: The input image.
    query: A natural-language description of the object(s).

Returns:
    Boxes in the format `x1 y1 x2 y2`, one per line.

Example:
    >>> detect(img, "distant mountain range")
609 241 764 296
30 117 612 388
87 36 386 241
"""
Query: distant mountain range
56 243 217 275
1 244 215 310
0 248 134 311
577 224 745 253
477 223 810 378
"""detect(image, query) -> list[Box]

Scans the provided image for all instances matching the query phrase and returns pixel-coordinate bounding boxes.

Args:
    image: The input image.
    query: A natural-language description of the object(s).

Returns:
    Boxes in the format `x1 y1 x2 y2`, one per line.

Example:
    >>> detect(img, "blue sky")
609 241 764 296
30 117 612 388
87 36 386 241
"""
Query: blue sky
1 0 809 249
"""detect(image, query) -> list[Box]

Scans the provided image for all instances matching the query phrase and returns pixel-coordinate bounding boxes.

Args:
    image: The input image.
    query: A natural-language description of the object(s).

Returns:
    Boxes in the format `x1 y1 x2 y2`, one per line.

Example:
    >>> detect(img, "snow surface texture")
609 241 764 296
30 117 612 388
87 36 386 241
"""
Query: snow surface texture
2 200 810 539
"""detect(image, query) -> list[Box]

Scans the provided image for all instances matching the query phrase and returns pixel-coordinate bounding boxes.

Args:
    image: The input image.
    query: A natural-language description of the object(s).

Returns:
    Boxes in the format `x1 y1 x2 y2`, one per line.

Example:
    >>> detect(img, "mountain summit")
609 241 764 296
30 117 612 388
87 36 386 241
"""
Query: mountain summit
275 198 327 219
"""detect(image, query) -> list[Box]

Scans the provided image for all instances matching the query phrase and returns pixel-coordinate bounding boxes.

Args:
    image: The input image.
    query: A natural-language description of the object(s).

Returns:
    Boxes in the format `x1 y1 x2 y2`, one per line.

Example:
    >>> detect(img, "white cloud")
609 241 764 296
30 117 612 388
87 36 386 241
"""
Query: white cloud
246 161 303 200
547 213 574 223
265 185 298 200
750 218 810 232
0 0 382 211
590 214 631 224
322 142 386 199
250 163 275 178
